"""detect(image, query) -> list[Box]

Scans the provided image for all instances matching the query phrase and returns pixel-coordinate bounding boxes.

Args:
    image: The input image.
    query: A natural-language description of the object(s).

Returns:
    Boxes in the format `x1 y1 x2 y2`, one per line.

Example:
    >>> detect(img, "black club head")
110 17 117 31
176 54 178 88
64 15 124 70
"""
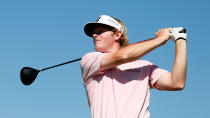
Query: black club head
20 67 40 85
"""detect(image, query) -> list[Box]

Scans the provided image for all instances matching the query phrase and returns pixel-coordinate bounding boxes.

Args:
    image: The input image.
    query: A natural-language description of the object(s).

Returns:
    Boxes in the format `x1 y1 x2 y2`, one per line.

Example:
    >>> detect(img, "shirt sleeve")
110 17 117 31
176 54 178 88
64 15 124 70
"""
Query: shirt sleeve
149 64 168 89
80 52 105 85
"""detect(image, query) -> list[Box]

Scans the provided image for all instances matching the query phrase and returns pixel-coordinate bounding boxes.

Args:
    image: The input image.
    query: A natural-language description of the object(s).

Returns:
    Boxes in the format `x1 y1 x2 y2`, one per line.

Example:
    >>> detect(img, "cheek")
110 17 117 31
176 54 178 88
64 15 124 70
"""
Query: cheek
101 32 115 42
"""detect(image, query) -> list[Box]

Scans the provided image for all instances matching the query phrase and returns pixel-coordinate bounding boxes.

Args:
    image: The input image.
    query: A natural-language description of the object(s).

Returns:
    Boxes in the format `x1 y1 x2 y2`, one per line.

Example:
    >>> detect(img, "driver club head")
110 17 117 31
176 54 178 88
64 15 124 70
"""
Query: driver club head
20 67 40 86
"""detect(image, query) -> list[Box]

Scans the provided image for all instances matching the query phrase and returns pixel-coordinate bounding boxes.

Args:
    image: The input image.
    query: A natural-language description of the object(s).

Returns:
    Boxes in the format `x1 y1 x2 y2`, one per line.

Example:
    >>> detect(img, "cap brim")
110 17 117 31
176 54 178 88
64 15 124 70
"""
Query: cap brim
84 22 114 37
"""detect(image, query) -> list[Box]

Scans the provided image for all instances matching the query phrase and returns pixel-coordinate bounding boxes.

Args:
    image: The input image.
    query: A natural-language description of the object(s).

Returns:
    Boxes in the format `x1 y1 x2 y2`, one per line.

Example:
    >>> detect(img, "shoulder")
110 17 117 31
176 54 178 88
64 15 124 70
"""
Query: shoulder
82 52 103 58
81 52 106 65
81 52 105 61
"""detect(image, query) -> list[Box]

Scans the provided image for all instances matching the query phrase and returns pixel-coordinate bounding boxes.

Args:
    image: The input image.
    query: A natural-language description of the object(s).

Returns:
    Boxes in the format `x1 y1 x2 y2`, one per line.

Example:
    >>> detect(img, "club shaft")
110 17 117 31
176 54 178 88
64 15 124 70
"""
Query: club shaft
39 58 81 72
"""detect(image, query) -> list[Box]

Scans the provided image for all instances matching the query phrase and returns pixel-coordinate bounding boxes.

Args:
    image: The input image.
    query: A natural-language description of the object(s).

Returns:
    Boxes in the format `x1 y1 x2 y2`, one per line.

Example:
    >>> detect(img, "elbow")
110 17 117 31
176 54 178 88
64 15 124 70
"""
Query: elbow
176 84 185 91
173 83 185 91
171 75 186 91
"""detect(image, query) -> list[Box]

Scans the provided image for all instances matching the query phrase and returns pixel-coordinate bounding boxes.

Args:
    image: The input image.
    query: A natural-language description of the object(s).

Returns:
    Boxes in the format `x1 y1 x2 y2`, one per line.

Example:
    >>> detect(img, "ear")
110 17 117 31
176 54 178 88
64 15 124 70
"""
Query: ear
113 31 122 41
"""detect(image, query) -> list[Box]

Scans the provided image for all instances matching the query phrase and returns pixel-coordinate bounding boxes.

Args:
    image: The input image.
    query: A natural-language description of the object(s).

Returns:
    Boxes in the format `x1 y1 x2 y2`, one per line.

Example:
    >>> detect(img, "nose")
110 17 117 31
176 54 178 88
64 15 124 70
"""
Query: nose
92 33 98 38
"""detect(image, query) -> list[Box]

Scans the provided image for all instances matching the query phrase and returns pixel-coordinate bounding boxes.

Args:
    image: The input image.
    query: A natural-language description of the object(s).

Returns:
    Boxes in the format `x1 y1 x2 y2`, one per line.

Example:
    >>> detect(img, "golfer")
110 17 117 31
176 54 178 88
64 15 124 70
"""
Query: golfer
81 15 187 118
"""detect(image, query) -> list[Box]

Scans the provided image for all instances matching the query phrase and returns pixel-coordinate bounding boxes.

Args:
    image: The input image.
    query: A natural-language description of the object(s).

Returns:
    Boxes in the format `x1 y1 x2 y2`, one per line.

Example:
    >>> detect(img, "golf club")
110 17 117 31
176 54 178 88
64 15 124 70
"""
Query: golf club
20 27 186 86
20 58 81 86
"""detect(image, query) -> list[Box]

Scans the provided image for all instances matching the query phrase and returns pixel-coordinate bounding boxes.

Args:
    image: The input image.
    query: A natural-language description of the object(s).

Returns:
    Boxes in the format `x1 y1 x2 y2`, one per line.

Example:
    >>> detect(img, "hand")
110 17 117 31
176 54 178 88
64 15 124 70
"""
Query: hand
169 27 187 42
155 28 171 42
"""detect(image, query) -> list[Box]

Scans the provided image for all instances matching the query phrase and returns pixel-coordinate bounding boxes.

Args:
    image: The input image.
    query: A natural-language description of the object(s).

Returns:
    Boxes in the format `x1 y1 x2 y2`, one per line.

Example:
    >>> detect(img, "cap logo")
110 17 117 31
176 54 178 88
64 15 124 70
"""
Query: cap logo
96 16 101 22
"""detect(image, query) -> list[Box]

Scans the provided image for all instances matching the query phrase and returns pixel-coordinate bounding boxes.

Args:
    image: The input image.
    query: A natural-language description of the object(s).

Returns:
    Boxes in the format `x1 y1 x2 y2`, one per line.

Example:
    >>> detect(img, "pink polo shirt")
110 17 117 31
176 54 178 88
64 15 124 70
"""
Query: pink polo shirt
80 52 168 118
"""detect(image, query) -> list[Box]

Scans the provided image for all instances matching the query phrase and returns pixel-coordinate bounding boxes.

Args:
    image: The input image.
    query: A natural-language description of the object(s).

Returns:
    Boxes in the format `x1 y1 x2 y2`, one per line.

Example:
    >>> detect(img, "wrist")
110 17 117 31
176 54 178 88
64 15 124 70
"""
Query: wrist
175 38 187 44
155 37 168 45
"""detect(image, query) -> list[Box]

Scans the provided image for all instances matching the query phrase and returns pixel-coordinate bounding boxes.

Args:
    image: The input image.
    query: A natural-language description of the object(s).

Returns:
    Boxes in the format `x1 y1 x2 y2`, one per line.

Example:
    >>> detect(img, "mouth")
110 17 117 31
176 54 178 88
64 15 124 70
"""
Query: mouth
93 39 100 45
95 39 100 42
94 38 101 43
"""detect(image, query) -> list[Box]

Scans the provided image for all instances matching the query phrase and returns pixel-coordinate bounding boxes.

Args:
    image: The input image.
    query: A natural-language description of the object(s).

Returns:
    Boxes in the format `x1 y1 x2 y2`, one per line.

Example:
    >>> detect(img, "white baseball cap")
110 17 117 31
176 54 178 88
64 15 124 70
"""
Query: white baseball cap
84 15 124 37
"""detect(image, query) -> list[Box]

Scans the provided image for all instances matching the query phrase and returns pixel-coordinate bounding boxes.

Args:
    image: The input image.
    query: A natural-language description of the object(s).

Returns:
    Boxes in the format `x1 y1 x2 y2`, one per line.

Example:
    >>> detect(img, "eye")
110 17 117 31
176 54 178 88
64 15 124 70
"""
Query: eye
93 29 107 35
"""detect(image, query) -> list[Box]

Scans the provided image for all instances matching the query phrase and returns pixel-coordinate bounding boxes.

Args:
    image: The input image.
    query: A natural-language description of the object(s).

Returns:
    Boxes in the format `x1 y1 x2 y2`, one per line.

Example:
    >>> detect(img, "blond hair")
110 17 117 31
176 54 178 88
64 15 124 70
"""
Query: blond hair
112 17 129 47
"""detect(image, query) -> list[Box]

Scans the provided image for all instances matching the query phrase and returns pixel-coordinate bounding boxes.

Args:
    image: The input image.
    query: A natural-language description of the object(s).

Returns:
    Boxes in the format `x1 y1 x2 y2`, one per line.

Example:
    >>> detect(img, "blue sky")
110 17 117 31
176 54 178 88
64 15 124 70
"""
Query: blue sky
0 0 210 117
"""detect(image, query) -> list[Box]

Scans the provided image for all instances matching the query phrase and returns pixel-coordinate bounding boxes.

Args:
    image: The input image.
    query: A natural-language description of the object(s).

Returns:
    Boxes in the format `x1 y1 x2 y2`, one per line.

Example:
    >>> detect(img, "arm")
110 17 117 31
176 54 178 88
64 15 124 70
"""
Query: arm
100 28 171 71
154 39 187 91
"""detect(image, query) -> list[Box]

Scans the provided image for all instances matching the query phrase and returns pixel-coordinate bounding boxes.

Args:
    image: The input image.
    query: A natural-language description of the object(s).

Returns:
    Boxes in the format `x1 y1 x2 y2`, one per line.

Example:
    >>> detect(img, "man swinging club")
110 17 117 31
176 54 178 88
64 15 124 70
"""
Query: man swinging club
81 15 187 118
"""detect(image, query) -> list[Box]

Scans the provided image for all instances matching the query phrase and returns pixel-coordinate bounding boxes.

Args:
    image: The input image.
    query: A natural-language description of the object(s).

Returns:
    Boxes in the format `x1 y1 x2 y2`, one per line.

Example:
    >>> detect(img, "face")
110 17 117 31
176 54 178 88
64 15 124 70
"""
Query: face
92 26 116 52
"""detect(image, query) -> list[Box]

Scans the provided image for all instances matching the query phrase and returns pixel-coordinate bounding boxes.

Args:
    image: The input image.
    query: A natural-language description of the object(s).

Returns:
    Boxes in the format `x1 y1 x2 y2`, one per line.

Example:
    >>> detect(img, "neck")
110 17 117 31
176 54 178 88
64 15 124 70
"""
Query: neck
102 43 121 53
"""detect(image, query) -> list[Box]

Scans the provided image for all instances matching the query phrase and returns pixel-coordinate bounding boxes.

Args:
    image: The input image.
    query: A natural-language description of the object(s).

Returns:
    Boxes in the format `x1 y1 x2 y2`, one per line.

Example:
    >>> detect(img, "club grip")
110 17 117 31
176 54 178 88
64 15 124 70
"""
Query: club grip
179 28 186 33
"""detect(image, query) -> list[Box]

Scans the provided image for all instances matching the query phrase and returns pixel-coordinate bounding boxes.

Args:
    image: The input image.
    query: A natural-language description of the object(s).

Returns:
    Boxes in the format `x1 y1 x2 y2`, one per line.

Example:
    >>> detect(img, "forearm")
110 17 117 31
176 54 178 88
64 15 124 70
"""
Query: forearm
171 39 187 88
115 37 166 63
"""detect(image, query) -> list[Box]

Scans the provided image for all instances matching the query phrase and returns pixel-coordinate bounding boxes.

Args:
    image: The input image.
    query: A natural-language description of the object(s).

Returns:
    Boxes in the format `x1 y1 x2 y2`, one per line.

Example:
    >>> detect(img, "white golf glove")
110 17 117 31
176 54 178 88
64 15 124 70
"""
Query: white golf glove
170 27 187 42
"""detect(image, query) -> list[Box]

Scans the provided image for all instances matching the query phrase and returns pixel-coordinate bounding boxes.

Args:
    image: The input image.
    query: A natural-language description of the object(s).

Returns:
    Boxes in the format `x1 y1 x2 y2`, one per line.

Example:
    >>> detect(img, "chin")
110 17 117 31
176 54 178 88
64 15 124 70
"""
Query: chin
95 46 106 53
